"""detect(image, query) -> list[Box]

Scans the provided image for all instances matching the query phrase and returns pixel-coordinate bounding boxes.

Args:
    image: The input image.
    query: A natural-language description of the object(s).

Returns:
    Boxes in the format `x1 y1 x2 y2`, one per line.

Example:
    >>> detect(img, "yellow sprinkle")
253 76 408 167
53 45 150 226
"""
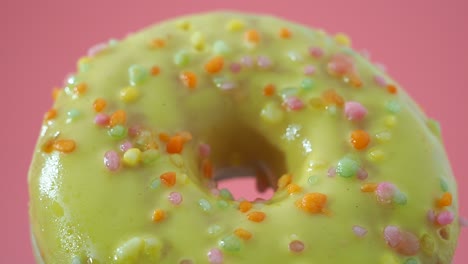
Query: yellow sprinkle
226 19 245 32
170 154 184 168
260 102 284 123
367 148 385 162
190 32 205 51
120 86 140 103
123 148 142 167
176 20 191 31
384 115 397 127
334 33 351 46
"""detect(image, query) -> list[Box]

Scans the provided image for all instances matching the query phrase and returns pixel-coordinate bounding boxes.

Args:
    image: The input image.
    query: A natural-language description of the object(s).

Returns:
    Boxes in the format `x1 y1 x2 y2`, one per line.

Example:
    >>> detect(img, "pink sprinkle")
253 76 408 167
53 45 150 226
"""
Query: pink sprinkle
375 182 397 204
383 226 401 248
128 125 141 137
230 63 241 73
437 211 455 226
304 65 316 75
120 141 133 152
168 192 183 205
356 168 368 181
94 113 110 126
199 143 211 157
240 56 253 67
284 96 305 111
309 47 324 58
207 248 223 264
383 226 420 256
344 101 368 121
220 82 236 90
427 210 436 223
374 75 387 87
289 240 305 253
328 167 336 177
352 225 368 237
459 217 468 227
257 56 272 68
88 42 108 57
327 54 355 76
104 151 120 171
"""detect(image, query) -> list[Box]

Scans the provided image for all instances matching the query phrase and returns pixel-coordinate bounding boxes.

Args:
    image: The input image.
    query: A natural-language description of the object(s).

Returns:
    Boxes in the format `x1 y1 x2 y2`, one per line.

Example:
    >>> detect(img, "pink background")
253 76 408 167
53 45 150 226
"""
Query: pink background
2 0 467 262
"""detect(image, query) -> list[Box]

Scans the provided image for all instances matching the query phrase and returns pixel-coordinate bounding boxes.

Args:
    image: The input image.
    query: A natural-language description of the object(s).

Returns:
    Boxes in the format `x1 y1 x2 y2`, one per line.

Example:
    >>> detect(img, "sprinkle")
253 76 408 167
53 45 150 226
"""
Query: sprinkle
284 96 305 111
279 28 292 38
439 226 450 240
387 84 398 94
375 131 392 142
74 83 87 95
229 63 241 73
94 113 110 126
150 66 160 76
367 148 386 162
375 182 397 204
149 38 165 49
385 100 401 113
207 248 223 264
239 201 252 213
128 65 149 86
219 235 241 252
122 148 141 167
327 167 336 177
437 192 452 207
345 102 368 121
307 176 319 185
334 33 351 46
205 56 224 74
174 50 190 66
383 226 420 256
234 228 252 241
393 190 407 205
384 115 397 127
404 258 419 264
278 174 292 189
260 102 284 123
295 193 327 214
199 198 212 212
240 56 254 67
356 168 368 180
304 65 316 75
160 172 176 187
119 141 132 152
104 151 120 171
309 47 324 58
301 78 314 90
257 56 272 68
208 225 222 236
213 41 230 55
436 211 454 226
217 200 229 209
179 71 197 90
52 87 61 100
53 139 76 153
109 110 127 127
219 189 234 200
190 31 205 51
247 211 266 222
280 87 299 99
93 98 107 112
142 149 159 164
322 89 344 107
440 178 449 192
287 183 302 194
361 183 378 192
150 178 161 189
374 75 387 87
289 240 305 253
166 135 184 154
108 125 128 139
336 157 359 178
152 209 166 222
168 192 183 205
66 109 80 122
120 86 140 103
244 29 260 44
420 233 435 256
202 159 213 179
353 226 368 237
44 109 57 121
350 130 370 150
219 82 236 91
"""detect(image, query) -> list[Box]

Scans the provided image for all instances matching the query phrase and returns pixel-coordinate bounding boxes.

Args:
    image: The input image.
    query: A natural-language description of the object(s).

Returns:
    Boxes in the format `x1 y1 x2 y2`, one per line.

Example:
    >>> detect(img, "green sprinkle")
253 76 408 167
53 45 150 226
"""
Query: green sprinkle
67 109 81 120
440 178 449 192
336 157 359 178
308 176 319 185
279 87 299 99
108 125 128 139
198 198 212 212
207 225 222 236
217 200 229 209
404 257 419 264
219 235 241 252
150 178 161 189
219 188 234 200
142 149 160 164
174 50 190 66
301 78 314 90
385 100 401 113
393 190 407 205
213 40 230 55
128 64 149 86
427 119 441 137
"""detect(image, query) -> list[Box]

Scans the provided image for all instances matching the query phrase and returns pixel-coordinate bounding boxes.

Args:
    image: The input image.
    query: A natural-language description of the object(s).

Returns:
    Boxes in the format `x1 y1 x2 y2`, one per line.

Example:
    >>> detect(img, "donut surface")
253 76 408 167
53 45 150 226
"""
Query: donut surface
28 12 459 264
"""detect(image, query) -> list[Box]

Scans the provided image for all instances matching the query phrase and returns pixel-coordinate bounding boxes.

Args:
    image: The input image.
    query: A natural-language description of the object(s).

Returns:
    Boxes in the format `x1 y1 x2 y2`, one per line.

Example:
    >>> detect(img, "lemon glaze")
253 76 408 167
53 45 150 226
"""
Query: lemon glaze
28 12 460 263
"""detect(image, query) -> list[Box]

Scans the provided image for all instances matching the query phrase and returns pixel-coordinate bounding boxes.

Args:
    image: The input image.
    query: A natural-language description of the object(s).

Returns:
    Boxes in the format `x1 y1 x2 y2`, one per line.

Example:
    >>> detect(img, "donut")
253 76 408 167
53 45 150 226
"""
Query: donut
28 11 460 263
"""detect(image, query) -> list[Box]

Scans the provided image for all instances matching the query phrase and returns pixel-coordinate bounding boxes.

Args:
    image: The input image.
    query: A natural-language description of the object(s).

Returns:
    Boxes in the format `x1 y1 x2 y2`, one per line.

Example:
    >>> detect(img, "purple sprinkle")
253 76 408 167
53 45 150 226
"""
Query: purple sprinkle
230 63 242 73
257 56 272 68
199 143 211 157
207 248 223 264
284 96 305 111
220 82 236 90
88 42 108 57
94 113 110 126
104 151 120 171
437 211 455 226
327 167 336 177
374 75 387 87
289 240 305 253
120 141 133 152
168 192 183 205
356 168 368 181
309 47 324 58
304 65 316 75
344 101 368 121
240 56 253 67
352 225 368 237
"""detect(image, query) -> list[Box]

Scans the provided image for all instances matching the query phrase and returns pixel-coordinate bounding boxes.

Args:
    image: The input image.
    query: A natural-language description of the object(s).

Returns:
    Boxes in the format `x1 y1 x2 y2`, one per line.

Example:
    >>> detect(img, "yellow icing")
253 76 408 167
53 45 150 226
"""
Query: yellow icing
28 12 459 263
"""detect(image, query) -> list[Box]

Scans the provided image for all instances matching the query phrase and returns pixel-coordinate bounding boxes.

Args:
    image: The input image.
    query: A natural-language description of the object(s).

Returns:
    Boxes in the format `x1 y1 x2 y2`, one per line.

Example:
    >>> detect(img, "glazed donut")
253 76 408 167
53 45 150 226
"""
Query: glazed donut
29 12 460 263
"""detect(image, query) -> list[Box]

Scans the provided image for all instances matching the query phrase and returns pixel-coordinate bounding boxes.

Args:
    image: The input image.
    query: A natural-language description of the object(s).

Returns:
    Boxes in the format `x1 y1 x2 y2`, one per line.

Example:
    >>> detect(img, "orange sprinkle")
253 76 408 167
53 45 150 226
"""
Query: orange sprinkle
204 56 224 74
234 228 252 240
361 183 378 192
350 130 370 150
277 174 292 190
263 84 276 96
52 87 61 100
245 29 260 43
44 109 57 121
247 211 266 222
109 110 127 127
152 209 166 222
93 98 107 112
437 192 452 207
295 193 327 214
166 135 184 154
239 201 253 213
160 172 176 187
150 66 161 76
74 83 87 95
42 139 55 153
279 28 292 39
179 71 197 90
159 132 170 143
322 89 344 107
52 139 76 153
150 38 166 48
287 183 302 195
202 159 213 179
387 84 398 94
349 75 363 88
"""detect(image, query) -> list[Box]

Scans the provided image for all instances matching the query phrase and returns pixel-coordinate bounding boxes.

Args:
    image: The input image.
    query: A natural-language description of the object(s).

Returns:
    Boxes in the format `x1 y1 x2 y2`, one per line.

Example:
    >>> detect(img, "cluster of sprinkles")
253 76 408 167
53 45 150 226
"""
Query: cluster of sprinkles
37 14 459 264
